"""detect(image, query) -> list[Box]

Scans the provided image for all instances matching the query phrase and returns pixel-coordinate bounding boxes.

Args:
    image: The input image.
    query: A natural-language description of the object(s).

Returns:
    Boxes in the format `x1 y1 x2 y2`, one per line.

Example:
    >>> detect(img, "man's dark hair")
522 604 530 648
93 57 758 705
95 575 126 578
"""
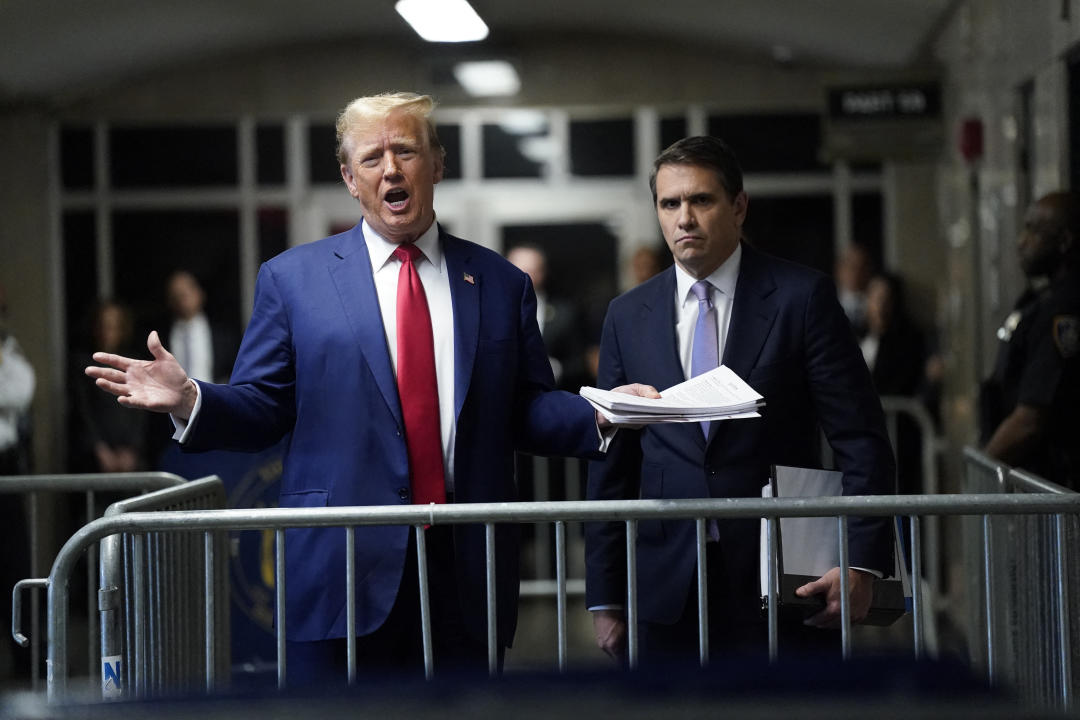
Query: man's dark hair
649 136 744 203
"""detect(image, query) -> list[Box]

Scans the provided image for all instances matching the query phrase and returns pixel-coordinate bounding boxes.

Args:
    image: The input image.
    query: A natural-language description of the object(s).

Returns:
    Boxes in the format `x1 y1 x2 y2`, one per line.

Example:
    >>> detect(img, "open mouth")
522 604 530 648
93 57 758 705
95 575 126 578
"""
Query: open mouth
385 188 409 211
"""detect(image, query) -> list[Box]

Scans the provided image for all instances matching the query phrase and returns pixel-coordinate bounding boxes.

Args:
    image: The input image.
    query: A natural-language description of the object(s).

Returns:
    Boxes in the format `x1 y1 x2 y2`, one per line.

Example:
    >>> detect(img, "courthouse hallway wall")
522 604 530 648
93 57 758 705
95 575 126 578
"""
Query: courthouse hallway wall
933 1 1080 487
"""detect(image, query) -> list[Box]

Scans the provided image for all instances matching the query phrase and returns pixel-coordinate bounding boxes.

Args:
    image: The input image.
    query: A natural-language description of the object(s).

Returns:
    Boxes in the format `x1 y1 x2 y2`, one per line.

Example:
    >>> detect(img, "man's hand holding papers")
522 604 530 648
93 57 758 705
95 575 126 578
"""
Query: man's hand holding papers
581 365 764 426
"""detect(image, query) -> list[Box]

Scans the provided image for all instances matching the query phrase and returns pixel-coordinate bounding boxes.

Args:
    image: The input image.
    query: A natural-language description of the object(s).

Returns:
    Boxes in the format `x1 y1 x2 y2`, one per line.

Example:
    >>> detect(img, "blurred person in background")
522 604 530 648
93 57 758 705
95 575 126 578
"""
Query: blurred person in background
834 243 874 339
860 272 929 494
507 244 587 390
70 301 147 473
165 270 237 384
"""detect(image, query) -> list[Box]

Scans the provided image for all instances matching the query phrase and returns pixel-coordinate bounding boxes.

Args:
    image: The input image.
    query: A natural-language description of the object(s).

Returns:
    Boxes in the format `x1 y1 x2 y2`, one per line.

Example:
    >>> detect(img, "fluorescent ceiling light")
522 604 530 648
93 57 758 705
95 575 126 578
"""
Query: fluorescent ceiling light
395 0 489 42
453 60 520 97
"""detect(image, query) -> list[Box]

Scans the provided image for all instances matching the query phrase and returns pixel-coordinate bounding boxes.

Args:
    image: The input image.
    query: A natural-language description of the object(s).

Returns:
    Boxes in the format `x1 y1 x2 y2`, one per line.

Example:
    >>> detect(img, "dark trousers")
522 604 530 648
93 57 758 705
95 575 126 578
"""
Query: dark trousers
639 541 838 668
285 525 502 687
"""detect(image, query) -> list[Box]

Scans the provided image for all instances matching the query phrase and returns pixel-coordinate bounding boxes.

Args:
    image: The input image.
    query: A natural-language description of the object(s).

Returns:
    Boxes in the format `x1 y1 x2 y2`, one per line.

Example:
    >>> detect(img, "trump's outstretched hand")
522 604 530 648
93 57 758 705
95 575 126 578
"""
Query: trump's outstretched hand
85 330 198 420
594 383 661 430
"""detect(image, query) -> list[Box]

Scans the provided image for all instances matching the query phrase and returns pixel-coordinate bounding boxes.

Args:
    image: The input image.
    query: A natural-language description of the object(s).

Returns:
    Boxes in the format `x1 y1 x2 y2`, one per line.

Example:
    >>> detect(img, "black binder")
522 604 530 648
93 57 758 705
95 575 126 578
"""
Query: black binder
759 465 909 627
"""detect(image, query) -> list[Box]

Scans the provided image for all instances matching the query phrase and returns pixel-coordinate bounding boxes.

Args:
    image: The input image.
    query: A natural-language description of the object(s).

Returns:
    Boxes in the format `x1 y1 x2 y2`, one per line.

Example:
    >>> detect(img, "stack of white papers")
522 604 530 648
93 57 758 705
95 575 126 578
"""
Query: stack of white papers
579 365 764 425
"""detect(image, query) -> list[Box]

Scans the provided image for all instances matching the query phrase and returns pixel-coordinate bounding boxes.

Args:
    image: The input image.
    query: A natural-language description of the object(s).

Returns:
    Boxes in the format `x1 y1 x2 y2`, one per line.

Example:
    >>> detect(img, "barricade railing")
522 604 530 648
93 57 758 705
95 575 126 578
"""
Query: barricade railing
1 472 187 689
98 476 229 699
22 491 1080 710
519 397 944 601
961 448 1078 710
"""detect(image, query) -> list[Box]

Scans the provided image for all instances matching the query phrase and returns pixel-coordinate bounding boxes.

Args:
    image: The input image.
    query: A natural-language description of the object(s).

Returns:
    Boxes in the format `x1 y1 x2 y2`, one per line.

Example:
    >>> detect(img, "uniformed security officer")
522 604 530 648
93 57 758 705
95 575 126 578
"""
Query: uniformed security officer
981 191 1080 489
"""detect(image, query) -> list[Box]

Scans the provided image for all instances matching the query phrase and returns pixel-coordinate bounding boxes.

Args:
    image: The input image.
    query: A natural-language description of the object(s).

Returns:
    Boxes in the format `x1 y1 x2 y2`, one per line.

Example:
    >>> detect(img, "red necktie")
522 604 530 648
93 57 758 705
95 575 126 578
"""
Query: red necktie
393 243 446 506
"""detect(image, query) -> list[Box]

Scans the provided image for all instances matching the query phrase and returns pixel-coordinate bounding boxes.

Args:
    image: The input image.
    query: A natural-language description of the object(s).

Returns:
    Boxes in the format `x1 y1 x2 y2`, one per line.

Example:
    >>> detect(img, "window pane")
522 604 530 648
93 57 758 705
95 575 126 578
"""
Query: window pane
308 124 340 185
742 195 834 274
569 118 634 177
61 127 94 190
852 192 884 271
707 114 824 173
660 116 687 152
256 124 285 185
436 123 462 180
483 123 546 179
110 126 237 187
63 211 97 352
258 207 289 264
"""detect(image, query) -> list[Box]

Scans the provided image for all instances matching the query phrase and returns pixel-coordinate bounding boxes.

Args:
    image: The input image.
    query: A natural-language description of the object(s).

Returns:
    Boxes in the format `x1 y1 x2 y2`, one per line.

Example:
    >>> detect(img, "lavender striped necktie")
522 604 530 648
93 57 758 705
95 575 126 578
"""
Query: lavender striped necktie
690 280 718 438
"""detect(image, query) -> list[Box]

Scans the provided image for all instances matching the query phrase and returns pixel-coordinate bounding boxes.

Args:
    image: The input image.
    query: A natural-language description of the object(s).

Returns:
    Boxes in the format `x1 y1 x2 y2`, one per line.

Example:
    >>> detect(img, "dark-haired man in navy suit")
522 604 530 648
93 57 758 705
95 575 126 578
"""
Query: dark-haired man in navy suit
88 92 632 682
585 136 895 663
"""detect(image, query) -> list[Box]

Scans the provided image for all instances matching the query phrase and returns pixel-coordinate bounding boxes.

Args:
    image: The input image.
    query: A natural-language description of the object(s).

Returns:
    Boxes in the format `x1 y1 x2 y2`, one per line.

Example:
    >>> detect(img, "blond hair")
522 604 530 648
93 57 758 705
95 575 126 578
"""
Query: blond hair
335 92 444 166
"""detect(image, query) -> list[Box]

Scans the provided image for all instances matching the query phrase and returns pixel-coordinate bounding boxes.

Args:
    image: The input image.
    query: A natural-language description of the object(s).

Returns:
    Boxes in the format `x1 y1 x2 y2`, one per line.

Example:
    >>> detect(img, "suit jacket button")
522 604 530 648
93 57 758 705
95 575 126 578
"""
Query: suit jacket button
398 487 410 501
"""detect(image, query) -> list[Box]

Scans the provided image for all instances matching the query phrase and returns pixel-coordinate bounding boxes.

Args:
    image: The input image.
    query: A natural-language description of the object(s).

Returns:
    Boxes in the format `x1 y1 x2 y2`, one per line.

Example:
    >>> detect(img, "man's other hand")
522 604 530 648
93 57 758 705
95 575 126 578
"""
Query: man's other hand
592 608 628 663
795 567 874 629
85 330 198 419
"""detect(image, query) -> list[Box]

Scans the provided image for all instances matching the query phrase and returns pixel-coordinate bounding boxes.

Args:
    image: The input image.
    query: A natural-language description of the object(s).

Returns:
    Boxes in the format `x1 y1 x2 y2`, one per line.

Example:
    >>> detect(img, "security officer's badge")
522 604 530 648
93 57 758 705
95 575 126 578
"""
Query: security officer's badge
997 311 1023 342
1053 315 1079 359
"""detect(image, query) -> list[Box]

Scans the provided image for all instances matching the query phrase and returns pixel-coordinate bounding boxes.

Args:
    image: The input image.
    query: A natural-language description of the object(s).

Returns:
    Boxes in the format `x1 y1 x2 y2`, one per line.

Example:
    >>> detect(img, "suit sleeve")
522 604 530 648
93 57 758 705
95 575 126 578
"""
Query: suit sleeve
184 262 297 452
804 275 895 573
584 304 642 608
513 274 602 460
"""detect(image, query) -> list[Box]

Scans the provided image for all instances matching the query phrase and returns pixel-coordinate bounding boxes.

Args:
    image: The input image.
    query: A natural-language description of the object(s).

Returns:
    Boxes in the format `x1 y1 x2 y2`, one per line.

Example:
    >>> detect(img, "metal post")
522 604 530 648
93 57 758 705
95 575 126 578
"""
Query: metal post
133 534 147 698
204 531 215 693
485 522 497 676
275 530 286 690
30 490 40 691
86 490 97 684
416 526 434 680
767 516 779 663
555 521 567 673
910 515 924 660
838 516 851 660
1055 515 1072 711
983 514 996 685
695 518 709 667
625 519 638 669
345 526 356 685
46 572 69 702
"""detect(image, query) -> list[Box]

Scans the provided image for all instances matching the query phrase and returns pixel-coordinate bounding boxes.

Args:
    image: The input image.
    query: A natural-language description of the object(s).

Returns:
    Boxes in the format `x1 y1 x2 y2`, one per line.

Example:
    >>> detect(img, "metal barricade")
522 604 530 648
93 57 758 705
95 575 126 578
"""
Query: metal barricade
25 489 1080 712
98 476 229 699
961 448 1078 710
2 472 187 689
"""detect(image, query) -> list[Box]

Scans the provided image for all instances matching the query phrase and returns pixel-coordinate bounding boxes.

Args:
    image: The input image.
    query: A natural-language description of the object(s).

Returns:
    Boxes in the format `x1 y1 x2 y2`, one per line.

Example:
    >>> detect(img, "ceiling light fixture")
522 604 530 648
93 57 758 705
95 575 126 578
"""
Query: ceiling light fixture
453 60 520 97
395 0 489 42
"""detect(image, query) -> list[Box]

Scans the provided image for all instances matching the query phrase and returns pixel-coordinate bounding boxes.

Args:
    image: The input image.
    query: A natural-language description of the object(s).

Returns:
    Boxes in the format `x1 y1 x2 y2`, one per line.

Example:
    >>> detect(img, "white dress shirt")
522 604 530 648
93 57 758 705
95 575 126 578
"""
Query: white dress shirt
674 242 741 379
169 313 214 383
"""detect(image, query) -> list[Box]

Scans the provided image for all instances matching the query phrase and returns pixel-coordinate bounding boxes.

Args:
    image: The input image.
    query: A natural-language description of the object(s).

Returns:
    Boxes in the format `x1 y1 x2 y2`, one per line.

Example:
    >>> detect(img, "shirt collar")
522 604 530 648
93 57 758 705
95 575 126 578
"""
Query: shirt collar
674 241 742 307
362 218 443 273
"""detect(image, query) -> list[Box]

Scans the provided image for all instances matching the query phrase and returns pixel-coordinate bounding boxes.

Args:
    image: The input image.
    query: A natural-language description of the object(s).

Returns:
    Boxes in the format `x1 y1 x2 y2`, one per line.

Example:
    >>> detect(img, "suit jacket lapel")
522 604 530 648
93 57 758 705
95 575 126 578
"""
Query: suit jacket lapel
328 224 403 427
642 268 687 392
442 229 478 422
707 243 778 445
721 243 778 376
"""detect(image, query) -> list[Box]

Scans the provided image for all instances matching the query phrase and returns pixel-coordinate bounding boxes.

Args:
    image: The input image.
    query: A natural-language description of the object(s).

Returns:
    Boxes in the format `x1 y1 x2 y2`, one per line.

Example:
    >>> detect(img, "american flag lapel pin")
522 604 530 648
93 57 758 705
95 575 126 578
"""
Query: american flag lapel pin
463 272 475 285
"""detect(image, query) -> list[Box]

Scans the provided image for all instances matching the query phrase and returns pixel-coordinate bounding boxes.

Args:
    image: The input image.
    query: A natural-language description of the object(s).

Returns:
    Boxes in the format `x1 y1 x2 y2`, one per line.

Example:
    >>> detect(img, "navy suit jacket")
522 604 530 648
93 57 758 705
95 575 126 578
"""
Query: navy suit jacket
585 242 894 625
184 223 600 644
